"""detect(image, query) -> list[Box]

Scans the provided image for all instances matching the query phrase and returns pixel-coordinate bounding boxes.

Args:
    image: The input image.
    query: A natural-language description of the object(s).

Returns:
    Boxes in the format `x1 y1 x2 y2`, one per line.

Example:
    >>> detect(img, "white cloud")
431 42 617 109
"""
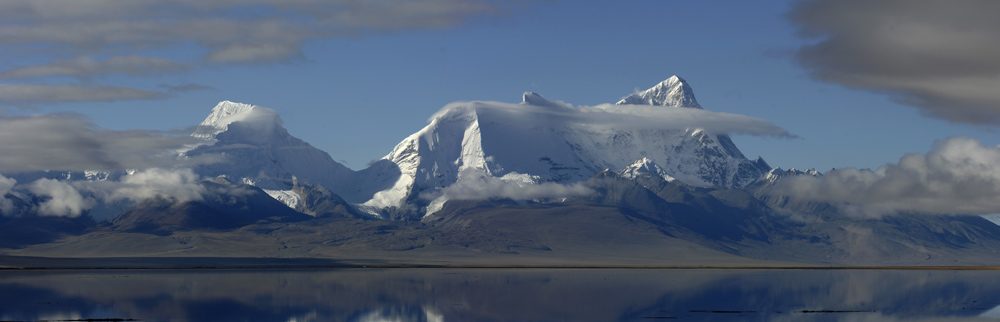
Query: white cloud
578 103 797 138
432 100 796 138
433 168 593 201
0 113 213 172
14 168 209 218
103 168 208 204
790 0 1000 125
771 136 1000 216
27 178 96 217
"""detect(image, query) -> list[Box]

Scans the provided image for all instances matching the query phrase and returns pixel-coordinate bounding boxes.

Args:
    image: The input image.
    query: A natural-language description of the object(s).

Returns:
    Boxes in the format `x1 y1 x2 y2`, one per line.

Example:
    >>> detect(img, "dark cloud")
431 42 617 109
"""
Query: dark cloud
0 113 213 172
771 136 1000 216
0 0 505 63
0 0 515 105
159 83 215 93
0 84 168 106
0 174 14 213
789 0 1000 125
0 56 189 79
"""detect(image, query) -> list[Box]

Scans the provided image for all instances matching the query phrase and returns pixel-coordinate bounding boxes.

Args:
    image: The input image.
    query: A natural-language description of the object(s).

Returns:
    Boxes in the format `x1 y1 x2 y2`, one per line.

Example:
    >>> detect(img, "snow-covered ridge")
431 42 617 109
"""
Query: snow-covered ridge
760 167 822 185
361 76 774 215
182 100 392 203
619 157 676 182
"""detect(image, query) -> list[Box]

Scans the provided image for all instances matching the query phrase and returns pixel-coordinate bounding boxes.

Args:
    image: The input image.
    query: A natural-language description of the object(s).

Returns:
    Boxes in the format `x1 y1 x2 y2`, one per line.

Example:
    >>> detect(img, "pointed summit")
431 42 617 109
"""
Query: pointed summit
616 75 701 108
183 101 384 203
619 158 675 182
192 101 282 140
522 92 571 109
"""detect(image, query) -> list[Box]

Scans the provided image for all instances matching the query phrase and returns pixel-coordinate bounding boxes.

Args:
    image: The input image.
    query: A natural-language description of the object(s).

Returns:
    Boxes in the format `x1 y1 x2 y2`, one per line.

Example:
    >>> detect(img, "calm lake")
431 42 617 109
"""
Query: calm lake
2 268 1000 321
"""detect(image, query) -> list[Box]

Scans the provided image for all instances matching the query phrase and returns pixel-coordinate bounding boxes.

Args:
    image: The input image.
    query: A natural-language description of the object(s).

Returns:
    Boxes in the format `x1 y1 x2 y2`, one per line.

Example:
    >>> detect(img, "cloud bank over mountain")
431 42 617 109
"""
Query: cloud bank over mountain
12 168 210 218
431 101 797 138
0 113 214 172
772 136 1000 216
790 0 1000 125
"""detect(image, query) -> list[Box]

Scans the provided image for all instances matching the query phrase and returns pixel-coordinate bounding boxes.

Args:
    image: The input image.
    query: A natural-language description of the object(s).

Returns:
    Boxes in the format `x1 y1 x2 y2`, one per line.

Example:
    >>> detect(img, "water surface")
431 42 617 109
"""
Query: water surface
2 268 1000 321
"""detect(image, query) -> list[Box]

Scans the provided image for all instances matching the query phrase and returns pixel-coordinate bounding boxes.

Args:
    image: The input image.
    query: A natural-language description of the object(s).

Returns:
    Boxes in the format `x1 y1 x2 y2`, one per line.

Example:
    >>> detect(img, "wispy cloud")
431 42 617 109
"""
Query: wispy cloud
431 168 593 201
0 0 517 106
789 0 1000 125
0 84 168 106
0 113 214 172
0 56 189 79
433 100 796 138
771 136 1000 216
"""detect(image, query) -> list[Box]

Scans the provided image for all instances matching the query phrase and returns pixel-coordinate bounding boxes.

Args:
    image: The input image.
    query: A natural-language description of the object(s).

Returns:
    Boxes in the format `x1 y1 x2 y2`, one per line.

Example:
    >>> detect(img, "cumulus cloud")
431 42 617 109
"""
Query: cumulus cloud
16 168 209 218
0 113 212 172
91 168 208 204
27 178 96 217
771 136 1000 216
789 0 1000 125
433 168 593 201
0 0 516 105
433 100 796 138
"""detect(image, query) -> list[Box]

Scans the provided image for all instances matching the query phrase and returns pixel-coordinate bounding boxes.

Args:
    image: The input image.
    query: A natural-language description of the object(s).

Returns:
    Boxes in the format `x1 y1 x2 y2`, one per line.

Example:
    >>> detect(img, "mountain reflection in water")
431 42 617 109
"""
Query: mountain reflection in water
2 268 1000 322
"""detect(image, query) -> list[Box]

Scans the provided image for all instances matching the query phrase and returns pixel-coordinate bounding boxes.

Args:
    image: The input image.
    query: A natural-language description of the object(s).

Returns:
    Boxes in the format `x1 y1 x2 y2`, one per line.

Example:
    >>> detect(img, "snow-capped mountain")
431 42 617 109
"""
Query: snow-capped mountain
743 167 828 214
615 76 771 188
361 76 771 215
617 75 702 108
618 157 676 182
183 101 396 205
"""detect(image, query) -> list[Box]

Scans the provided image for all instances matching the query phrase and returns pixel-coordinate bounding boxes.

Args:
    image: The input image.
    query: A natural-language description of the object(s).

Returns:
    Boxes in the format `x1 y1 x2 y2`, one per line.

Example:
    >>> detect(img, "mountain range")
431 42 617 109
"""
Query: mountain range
3 76 1000 268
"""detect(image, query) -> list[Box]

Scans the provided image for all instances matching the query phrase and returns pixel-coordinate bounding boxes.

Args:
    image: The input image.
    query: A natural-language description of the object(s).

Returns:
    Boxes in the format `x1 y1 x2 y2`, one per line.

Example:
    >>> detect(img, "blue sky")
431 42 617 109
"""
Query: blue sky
2 0 998 173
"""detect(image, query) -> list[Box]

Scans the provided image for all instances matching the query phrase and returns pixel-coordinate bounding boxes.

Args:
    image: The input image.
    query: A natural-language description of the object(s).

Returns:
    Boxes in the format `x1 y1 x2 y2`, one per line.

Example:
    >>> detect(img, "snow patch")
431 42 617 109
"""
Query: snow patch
264 189 301 210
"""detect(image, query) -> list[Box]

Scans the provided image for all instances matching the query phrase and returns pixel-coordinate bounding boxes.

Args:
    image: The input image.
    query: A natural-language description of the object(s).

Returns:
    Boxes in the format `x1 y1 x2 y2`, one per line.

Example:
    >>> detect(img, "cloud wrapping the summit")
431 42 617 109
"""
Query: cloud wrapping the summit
771 136 1000 216
432 100 796 138
790 0 1000 125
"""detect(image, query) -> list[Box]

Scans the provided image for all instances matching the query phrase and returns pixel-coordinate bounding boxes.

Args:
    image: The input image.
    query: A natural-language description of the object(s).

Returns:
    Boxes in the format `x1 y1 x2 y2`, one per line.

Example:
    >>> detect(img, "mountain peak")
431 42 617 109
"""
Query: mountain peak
522 92 571 109
616 75 701 108
192 101 282 140
619 157 675 182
